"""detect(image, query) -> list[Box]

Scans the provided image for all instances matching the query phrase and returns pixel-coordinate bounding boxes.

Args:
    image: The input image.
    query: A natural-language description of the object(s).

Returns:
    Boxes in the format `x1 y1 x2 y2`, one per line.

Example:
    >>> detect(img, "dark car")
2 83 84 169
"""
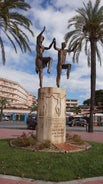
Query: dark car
68 118 87 127
26 113 37 130
97 121 103 126
66 116 70 125
66 116 74 125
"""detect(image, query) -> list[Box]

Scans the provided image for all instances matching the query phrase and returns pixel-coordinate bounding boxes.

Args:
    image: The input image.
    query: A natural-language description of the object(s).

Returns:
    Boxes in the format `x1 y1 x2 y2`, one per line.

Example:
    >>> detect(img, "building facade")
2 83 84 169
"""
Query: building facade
0 77 36 110
66 99 78 112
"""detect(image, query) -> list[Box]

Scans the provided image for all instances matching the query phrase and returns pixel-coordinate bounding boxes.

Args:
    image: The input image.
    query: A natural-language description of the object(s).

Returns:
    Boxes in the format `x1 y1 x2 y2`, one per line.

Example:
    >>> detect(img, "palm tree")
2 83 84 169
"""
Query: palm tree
0 97 10 121
73 106 81 115
0 0 34 64
65 0 103 132
30 102 37 112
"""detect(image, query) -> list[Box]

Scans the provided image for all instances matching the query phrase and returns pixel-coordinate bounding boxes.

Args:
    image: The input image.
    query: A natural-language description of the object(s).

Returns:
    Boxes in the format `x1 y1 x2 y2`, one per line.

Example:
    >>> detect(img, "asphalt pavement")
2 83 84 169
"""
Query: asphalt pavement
1 120 103 132
0 120 27 129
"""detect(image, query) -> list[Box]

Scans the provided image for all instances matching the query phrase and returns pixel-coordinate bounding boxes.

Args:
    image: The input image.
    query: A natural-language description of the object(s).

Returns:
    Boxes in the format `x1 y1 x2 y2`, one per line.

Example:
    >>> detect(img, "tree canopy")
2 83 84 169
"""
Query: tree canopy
83 90 103 106
0 0 34 64
0 97 10 121
65 0 103 132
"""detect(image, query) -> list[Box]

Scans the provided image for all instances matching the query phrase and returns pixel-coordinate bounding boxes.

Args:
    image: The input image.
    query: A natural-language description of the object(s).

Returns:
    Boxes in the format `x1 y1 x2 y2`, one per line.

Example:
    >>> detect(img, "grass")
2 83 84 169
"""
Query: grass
0 138 103 181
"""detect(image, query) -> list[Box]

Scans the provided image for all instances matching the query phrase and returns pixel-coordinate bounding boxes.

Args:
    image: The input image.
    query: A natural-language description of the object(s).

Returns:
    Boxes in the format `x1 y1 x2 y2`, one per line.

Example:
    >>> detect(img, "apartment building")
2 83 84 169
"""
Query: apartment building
0 77 36 110
66 99 78 112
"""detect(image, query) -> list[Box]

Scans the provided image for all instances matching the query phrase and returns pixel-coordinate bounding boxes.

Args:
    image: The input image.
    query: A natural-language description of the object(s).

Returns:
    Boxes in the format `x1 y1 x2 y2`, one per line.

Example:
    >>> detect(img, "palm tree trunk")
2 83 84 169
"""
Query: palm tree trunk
0 107 3 121
88 39 96 132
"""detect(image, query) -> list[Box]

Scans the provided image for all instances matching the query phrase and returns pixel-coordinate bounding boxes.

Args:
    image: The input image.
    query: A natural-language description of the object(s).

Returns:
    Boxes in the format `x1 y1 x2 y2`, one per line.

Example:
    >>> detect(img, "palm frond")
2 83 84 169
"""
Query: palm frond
87 48 91 66
93 0 100 14
0 36 5 64
96 45 102 65
2 29 17 53
65 0 103 65
0 0 34 64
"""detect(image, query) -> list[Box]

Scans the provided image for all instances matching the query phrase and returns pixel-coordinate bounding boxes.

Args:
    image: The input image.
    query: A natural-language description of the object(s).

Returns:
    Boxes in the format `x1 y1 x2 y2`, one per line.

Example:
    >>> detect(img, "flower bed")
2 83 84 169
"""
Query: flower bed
10 132 91 153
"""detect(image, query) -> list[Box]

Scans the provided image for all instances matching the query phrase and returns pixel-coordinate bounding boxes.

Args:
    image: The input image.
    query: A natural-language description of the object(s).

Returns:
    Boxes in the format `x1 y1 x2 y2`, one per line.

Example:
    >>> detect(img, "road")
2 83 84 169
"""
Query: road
67 125 103 132
0 121 27 129
0 120 103 132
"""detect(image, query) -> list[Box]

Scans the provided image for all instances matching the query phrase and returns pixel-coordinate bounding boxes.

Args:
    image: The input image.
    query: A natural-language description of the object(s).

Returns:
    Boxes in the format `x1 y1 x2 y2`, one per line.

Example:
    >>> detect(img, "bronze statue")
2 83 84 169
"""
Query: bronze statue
35 27 77 88
35 26 54 88
53 38 72 87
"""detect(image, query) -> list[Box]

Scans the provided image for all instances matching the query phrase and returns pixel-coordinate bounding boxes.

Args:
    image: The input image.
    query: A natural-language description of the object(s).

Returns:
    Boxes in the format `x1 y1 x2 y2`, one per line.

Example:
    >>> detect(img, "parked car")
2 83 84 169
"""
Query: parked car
26 113 37 130
97 121 103 126
66 116 74 125
68 118 87 127
2 116 9 121
66 116 69 125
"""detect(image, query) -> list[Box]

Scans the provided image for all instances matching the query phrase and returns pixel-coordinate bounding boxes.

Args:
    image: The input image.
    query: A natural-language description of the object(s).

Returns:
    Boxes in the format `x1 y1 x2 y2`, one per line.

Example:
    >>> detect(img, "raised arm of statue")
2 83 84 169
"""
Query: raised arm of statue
38 26 46 37
44 38 54 50
36 26 46 48
53 38 60 51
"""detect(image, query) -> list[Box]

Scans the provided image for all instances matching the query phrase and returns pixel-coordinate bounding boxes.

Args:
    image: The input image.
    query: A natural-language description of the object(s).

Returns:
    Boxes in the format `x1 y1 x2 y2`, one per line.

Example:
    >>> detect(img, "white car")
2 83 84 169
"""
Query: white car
2 116 9 121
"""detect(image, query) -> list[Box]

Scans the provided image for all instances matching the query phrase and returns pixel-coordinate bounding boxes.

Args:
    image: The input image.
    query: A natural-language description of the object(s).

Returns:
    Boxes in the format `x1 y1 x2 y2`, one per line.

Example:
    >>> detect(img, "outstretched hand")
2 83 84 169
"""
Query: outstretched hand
53 38 56 42
43 26 46 32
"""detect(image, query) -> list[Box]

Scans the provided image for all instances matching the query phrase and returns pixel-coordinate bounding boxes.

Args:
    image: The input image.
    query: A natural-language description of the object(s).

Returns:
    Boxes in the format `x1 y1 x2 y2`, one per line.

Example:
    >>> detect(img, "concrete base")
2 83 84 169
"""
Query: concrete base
36 87 66 144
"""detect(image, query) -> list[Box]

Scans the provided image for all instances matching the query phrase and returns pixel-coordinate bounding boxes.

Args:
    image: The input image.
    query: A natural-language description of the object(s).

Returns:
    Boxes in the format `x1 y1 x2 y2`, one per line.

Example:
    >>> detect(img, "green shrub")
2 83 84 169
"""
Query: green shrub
72 134 85 145
11 132 36 147
66 133 85 145
43 140 51 148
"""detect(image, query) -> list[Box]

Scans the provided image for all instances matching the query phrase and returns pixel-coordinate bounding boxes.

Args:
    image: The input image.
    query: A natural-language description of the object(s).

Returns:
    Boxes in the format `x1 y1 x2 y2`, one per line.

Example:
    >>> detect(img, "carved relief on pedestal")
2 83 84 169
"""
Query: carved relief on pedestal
38 90 66 117
37 87 66 143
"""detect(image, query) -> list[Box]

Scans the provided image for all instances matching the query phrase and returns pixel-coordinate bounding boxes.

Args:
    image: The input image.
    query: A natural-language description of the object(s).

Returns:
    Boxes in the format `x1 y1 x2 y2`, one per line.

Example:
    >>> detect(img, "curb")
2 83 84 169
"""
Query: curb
0 175 103 184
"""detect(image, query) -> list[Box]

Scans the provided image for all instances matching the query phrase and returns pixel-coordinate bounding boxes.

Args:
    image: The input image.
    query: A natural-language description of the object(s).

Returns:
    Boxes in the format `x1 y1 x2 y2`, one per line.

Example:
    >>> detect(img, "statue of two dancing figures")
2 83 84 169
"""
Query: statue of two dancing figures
35 27 75 88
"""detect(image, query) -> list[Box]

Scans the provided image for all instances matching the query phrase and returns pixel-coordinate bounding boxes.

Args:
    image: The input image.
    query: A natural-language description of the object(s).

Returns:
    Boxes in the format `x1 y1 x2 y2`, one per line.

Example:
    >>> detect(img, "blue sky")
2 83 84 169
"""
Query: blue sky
0 0 103 105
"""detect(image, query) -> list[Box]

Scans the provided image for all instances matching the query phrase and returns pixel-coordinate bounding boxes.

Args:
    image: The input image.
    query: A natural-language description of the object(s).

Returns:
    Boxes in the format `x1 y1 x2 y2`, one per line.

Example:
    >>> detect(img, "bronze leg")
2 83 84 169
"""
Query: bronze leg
47 57 52 73
67 65 71 79
56 66 62 88
39 69 43 88
56 77 60 88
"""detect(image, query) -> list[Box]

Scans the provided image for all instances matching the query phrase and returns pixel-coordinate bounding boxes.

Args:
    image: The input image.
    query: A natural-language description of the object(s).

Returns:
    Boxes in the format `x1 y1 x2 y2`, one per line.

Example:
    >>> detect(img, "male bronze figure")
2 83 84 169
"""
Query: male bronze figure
35 27 54 88
53 38 71 87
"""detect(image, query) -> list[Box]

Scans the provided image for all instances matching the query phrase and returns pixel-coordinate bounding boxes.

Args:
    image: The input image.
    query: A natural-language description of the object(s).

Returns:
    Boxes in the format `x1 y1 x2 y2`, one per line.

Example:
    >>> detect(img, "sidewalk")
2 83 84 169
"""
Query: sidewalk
0 128 103 184
0 174 103 184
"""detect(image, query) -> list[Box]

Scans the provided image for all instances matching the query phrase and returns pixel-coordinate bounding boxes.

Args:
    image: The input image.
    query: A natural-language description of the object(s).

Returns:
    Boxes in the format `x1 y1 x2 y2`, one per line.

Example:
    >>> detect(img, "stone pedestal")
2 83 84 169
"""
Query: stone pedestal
36 87 66 144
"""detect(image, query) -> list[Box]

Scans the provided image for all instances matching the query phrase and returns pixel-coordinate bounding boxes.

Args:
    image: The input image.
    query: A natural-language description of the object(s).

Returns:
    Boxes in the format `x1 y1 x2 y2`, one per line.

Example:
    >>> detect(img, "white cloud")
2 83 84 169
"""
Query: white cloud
0 66 37 91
